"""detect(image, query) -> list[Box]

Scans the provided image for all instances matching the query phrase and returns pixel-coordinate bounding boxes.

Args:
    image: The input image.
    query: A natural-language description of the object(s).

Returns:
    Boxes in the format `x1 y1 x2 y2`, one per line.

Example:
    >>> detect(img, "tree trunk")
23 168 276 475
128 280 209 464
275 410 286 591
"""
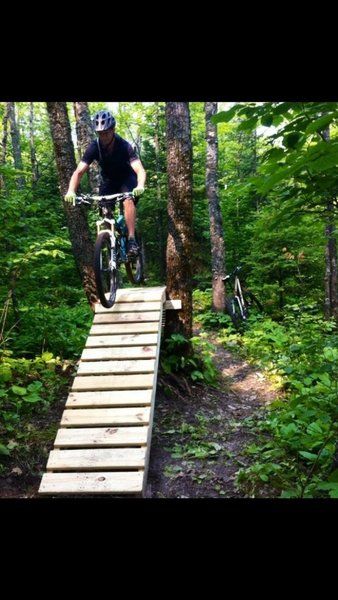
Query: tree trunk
73 102 100 193
324 200 337 318
29 102 39 190
46 102 98 308
322 126 337 318
205 101 226 311
165 102 193 341
8 102 25 190
0 102 10 190
154 102 165 280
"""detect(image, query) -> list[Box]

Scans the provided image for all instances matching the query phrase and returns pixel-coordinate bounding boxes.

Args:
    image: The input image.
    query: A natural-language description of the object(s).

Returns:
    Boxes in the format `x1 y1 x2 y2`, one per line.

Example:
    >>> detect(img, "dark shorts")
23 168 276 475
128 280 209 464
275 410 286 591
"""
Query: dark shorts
100 174 139 205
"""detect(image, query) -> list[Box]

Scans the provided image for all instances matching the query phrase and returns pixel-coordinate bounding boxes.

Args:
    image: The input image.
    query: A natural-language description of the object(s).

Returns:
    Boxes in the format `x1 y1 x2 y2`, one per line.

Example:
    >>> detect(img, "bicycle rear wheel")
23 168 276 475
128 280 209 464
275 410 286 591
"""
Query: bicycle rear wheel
243 291 263 312
94 231 117 308
125 230 144 285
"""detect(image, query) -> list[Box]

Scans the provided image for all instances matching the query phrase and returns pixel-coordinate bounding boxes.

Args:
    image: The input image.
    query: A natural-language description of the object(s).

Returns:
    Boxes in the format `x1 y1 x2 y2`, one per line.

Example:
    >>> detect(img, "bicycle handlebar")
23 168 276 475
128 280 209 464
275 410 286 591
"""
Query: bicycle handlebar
75 191 135 206
222 266 242 281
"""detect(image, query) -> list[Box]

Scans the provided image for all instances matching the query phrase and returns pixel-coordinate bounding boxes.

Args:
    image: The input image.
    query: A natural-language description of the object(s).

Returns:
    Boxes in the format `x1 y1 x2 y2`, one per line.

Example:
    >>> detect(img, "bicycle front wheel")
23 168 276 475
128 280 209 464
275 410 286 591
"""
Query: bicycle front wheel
125 231 144 285
94 231 117 308
225 295 245 329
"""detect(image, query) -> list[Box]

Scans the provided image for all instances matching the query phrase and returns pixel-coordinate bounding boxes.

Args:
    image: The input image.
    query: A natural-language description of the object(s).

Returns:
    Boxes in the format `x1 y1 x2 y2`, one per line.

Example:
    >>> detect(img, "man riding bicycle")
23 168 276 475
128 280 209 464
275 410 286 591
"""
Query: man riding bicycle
65 109 146 256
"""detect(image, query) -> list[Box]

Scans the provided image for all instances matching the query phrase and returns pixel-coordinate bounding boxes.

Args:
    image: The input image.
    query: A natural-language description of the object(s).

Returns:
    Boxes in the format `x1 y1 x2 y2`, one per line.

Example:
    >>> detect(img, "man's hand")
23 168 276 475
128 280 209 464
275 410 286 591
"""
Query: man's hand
64 191 76 204
132 186 145 197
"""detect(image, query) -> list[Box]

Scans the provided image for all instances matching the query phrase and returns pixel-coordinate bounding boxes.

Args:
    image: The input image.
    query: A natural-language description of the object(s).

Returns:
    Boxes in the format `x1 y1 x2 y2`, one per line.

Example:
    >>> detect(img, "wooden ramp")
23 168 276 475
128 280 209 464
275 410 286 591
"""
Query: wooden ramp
38 286 166 497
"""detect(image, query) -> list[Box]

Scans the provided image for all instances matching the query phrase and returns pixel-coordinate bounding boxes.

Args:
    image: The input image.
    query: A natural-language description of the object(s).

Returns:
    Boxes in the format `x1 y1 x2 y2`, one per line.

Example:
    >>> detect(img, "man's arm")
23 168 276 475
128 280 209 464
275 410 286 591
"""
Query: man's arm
130 159 146 189
66 161 90 194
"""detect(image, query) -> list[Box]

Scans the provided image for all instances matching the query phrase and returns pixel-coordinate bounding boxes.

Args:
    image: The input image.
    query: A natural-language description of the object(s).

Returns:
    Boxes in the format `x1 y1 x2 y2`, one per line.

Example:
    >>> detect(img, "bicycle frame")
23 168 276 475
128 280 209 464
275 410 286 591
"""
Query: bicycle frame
96 203 119 268
233 274 247 319
223 266 248 321
76 192 132 263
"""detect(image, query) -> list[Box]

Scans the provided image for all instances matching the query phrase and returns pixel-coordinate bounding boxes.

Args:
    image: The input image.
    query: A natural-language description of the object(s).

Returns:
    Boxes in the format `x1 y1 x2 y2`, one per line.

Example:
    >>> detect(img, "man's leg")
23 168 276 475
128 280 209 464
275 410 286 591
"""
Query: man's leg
124 196 136 239
121 181 139 256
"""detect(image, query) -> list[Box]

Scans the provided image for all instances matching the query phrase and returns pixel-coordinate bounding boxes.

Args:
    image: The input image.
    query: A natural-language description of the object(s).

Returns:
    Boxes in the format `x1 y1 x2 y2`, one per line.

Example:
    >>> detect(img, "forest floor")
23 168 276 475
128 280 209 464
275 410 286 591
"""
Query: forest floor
0 330 279 499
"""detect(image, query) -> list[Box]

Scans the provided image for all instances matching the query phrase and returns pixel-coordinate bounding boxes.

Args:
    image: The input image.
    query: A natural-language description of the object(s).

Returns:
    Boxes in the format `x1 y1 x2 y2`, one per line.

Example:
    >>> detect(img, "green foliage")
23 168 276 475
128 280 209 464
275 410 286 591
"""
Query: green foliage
7 301 92 358
0 350 68 436
161 332 218 385
0 348 71 473
219 309 338 497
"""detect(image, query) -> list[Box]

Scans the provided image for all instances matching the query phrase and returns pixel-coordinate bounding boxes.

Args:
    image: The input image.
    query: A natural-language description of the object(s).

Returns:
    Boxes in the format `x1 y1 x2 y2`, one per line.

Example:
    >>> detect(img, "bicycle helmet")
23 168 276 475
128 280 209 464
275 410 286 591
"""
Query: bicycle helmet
93 110 116 131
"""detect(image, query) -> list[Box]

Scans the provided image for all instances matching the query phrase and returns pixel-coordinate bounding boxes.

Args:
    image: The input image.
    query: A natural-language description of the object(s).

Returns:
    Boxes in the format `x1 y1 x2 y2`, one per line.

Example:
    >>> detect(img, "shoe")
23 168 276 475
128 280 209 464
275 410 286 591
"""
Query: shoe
127 238 139 256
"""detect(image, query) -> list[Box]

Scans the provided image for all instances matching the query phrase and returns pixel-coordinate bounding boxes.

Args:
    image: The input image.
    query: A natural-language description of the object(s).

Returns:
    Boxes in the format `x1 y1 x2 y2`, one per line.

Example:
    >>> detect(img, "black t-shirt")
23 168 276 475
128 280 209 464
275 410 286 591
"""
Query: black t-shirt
81 134 138 189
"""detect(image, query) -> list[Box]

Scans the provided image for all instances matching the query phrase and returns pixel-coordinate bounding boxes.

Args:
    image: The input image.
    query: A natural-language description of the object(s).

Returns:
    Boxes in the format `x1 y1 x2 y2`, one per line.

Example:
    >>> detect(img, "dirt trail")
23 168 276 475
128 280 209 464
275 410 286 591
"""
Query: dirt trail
146 332 278 498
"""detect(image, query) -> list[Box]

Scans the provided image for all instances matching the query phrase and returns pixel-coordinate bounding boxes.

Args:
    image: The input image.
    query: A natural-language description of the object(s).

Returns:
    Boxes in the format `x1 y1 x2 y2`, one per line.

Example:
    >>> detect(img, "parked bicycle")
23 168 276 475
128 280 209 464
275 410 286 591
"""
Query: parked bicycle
75 192 144 309
223 266 263 328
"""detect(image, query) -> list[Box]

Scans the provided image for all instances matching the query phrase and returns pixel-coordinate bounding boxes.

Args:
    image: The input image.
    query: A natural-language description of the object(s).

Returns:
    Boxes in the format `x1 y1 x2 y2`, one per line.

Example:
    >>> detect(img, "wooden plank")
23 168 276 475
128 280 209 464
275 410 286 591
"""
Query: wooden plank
95 287 165 310
54 426 148 447
77 359 155 376
142 298 164 497
47 448 146 471
94 311 160 324
89 322 159 335
81 346 156 361
39 471 143 494
66 390 152 408
72 373 154 391
99 302 161 313
165 299 182 310
61 407 150 426
86 333 157 347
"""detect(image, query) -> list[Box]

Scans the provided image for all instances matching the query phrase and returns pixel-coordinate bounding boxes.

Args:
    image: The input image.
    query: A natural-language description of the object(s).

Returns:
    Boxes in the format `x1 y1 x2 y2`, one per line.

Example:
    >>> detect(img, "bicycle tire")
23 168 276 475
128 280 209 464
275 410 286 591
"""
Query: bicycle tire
125 230 144 285
94 231 117 308
243 290 263 312
225 295 244 329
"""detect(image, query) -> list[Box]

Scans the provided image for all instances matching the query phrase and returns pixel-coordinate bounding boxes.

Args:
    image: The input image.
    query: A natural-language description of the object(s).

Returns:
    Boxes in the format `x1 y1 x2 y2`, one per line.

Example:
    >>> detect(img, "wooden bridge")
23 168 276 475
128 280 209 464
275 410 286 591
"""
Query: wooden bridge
38 286 179 497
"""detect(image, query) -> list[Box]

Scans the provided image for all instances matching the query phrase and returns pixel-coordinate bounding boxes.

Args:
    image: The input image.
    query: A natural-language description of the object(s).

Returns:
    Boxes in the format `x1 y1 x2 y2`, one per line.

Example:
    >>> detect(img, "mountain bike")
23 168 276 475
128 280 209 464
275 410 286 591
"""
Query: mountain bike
75 191 144 309
223 266 263 328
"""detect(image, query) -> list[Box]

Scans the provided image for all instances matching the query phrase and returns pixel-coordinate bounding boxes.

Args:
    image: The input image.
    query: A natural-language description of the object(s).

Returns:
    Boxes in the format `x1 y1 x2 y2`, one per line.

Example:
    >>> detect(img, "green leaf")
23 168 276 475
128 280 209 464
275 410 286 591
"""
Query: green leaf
328 470 338 483
273 102 295 115
238 116 258 131
11 385 27 396
261 114 274 127
27 381 43 392
317 373 331 387
305 114 334 135
23 394 41 403
41 352 54 361
212 105 239 124
306 422 322 435
299 451 318 461
280 489 299 498
283 132 301 148
0 443 10 456
317 482 338 498
308 150 338 173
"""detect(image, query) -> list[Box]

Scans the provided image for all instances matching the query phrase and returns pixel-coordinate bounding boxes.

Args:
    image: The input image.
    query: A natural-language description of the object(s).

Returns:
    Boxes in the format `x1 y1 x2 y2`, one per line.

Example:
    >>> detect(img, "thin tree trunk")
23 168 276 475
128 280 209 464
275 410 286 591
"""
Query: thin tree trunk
165 102 193 342
154 102 165 279
0 102 10 190
29 102 39 190
46 102 98 308
205 101 226 311
73 102 100 193
324 201 337 318
8 102 25 190
322 126 337 318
